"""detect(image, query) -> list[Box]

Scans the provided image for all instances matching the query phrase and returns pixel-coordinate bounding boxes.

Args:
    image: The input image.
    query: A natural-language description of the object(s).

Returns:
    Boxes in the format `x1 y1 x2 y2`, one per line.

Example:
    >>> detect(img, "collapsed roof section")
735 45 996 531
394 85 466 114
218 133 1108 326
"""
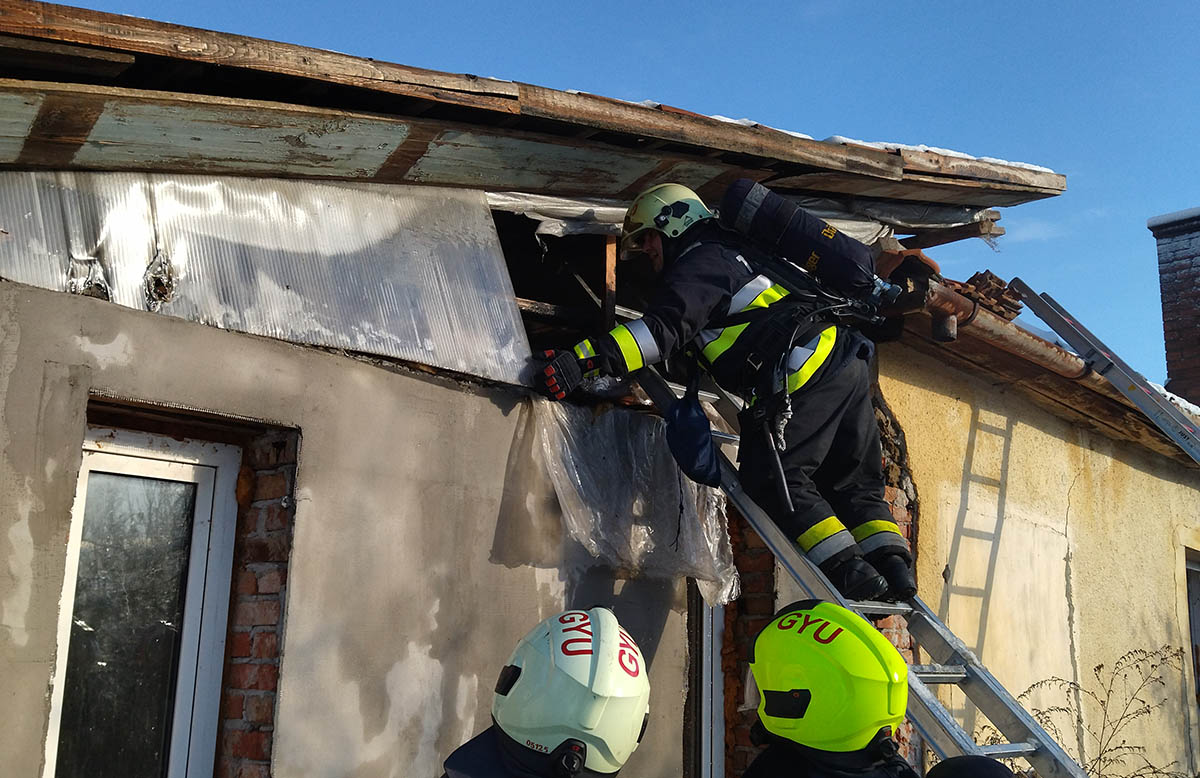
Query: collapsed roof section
0 2 1062 238
1 3 1188 469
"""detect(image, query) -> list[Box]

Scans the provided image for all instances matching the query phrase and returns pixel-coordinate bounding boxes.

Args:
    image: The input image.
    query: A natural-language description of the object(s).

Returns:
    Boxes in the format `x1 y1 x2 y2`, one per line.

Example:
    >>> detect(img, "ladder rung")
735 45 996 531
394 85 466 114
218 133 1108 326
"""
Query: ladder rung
846 600 913 616
947 585 986 597
976 423 1008 436
912 664 967 684
960 528 998 540
711 430 739 443
966 475 1002 488
980 741 1039 758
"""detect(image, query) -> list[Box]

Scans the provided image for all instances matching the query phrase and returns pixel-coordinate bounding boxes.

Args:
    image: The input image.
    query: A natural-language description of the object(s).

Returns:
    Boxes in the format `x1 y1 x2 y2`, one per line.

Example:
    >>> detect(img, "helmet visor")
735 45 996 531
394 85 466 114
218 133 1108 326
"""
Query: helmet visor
619 228 655 262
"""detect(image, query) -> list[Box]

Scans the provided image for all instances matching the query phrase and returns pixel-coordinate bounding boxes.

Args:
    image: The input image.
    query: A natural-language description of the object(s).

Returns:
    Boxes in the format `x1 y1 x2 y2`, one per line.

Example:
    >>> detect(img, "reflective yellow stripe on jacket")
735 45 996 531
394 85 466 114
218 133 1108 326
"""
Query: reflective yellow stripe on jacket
699 279 789 364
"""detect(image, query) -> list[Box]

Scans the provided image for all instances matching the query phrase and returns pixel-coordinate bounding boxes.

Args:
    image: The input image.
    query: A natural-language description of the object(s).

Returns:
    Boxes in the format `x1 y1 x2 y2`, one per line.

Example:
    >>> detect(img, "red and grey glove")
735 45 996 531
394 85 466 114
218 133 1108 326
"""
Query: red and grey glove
536 349 585 400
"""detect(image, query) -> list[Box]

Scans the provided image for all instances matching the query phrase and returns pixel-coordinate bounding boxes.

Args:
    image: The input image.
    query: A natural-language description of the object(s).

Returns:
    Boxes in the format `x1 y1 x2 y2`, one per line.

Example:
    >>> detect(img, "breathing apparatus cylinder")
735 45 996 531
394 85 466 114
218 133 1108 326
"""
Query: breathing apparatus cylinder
718 179 900 307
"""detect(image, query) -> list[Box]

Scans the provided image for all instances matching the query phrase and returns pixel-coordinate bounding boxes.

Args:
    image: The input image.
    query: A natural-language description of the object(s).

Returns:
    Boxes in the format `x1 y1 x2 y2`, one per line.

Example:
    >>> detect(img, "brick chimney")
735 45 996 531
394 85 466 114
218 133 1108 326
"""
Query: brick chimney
1148 208 1200 404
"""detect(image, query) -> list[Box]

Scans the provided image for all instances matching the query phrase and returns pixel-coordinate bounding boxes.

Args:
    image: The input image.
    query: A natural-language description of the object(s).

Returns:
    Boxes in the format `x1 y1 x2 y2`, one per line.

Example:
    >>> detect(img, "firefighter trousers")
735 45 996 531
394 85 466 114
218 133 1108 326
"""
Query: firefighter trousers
737 354 909 568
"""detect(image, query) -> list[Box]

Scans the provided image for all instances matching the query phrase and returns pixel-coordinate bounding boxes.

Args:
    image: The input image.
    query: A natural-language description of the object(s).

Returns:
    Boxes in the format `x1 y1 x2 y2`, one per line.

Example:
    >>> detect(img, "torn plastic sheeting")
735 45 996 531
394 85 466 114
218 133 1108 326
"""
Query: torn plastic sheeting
487 189 990 243
533 398 739 606
0 171 531 385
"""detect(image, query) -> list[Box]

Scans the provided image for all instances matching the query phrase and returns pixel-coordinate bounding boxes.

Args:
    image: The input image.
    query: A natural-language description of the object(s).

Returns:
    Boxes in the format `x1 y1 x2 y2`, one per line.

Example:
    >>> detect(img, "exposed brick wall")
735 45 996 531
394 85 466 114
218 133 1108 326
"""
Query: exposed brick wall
723 512 776 776
722 387 922 772
218 431 299 778
1149 212 1200 404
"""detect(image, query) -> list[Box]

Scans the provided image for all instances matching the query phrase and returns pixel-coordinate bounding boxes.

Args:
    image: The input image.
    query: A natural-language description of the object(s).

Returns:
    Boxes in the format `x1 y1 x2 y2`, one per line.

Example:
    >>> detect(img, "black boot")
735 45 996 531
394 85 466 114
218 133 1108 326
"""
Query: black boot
868 552 917 602
819 556 888 601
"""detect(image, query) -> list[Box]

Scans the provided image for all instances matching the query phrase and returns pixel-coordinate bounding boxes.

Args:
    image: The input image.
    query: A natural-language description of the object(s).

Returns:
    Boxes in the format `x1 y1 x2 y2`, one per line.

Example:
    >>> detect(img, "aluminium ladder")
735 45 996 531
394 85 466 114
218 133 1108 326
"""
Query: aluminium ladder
634 366 1086 778
1010 277 1200 465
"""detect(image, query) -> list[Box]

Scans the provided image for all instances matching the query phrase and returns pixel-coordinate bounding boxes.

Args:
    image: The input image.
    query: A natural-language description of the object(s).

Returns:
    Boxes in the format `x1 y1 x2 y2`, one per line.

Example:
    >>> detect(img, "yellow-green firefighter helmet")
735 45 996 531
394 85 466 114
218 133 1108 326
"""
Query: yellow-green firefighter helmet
749 600 908 753
620 183 714 253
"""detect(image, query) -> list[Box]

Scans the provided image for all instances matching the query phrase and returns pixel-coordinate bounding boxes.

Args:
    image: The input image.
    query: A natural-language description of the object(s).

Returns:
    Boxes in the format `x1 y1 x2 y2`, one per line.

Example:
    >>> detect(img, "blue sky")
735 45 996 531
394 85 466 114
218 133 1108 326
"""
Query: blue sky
79 0 1199 382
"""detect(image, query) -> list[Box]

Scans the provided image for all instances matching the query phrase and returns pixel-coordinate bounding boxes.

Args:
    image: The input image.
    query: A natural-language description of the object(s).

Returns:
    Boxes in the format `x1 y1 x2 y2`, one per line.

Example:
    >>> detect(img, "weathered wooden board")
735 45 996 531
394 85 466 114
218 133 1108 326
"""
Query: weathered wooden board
0 80 768 199
897 148 1065 191
519 85 903 180
0 3 1068 206
74 102 410 177
901 221 1005 249
0 91 41 162
766 172 1063 207
0 0 520 111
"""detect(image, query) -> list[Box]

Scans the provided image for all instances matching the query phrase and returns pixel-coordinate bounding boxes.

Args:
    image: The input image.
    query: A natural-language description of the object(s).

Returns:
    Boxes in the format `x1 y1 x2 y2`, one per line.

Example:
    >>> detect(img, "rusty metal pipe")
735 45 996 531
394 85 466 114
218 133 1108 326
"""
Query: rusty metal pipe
923 280 1126 402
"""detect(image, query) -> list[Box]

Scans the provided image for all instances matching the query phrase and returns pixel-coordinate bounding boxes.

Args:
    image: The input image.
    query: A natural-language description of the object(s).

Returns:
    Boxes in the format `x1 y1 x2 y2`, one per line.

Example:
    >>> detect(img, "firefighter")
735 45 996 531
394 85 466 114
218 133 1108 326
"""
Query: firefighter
534 183 915 602
441 606 651 778
742 600 917 777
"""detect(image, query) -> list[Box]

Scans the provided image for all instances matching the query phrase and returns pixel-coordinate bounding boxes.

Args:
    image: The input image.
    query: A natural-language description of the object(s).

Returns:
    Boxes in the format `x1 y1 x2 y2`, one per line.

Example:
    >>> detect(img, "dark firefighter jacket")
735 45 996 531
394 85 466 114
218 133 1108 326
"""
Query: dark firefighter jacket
742 742 919 778
574 222 870 398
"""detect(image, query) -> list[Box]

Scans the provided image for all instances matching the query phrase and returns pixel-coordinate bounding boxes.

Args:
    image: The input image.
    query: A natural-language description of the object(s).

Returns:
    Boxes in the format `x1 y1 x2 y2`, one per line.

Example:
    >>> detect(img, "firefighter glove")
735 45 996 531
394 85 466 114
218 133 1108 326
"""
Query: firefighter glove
536 349 584 400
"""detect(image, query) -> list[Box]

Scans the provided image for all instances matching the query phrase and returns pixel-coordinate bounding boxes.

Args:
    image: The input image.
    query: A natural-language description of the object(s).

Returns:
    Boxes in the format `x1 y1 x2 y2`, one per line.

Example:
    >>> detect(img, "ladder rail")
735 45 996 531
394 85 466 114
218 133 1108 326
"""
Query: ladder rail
1010 276 1200 464
634 365 1087 778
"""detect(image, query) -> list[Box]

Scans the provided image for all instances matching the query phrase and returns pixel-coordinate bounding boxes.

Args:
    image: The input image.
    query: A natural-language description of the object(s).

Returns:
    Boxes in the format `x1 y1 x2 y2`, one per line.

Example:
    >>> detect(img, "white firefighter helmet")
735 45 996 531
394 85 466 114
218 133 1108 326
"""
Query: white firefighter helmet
491 607 651 775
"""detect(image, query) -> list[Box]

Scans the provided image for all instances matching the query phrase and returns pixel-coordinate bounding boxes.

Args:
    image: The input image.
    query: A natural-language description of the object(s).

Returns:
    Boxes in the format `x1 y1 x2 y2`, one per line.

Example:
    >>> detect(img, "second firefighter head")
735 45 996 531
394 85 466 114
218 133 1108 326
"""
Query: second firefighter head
749 600 908 754
621 183 714 273
492 607 651 776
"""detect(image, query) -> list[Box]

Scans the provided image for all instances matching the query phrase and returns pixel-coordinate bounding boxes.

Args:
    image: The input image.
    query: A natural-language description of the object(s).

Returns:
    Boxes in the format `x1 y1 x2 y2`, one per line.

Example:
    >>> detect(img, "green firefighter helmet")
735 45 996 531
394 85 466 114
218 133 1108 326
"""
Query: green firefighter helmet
749 600 908 753
620 183 714 255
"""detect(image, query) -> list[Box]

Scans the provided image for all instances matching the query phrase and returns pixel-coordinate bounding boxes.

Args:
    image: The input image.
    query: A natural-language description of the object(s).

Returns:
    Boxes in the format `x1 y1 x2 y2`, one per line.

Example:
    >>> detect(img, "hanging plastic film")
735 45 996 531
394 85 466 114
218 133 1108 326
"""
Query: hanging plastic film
533 398 739 605
0 171 531 385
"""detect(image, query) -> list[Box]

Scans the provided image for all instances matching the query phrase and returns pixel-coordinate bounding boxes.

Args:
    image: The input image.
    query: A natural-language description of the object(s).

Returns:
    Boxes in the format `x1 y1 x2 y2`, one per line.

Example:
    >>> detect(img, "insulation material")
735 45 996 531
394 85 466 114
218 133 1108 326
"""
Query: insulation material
533 398 739 605
487 190 988 243
0 171 531 385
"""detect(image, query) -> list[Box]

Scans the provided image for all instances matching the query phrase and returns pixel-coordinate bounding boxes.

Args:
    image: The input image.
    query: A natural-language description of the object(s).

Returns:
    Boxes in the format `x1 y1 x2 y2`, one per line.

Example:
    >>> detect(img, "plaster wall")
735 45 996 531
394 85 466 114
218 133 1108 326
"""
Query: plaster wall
0 280 689 778
877 342 1200 771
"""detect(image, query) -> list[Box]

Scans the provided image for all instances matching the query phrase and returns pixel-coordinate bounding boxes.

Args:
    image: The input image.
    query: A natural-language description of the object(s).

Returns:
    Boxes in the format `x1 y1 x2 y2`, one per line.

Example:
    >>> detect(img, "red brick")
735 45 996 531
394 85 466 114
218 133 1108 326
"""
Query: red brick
737 551 776 574
739 572 773 594
884 485 899 503
252 631 279 659
231 730 271 761
237 764 271 778
741 594 775 616
215 758 236 778
234 600 281 627
742 617 773 636
222 691 245 720
228 631 253 658
237 570 258 595
229 663 279 691
242 534 291 564
741 527 768 550
253 471 290 502
249 435 298 469
245 693 276 724
257 569 283 594
264 503 291 531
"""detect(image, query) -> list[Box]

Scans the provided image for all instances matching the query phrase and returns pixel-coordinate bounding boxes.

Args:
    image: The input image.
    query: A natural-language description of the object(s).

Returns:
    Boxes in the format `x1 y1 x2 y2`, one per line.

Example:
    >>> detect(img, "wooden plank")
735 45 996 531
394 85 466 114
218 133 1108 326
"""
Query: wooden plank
0 31 134 77
519 85 904 180
0 91 42 162
0 0 520 112
897 148 1065 192
766 171 1063 207
603 235 617 330
901 221 1005 250
16 91 103 167
0 79 777 199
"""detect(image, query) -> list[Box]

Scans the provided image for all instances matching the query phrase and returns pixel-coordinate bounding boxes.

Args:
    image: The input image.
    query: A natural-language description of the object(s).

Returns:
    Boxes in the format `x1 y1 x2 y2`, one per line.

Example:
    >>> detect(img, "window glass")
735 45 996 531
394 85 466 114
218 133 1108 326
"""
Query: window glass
1189 559 1200 705
55 472 197 778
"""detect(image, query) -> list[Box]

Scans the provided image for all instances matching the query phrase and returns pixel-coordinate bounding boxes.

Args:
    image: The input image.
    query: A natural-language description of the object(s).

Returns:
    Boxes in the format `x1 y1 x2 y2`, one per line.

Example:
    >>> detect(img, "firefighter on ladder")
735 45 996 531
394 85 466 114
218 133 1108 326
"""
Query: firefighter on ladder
535 183 916 603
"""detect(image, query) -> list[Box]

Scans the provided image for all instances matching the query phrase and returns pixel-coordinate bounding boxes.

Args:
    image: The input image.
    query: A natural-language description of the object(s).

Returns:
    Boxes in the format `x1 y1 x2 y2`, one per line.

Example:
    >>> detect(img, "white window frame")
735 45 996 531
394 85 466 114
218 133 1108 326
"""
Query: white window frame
43 427 242 778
